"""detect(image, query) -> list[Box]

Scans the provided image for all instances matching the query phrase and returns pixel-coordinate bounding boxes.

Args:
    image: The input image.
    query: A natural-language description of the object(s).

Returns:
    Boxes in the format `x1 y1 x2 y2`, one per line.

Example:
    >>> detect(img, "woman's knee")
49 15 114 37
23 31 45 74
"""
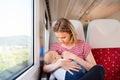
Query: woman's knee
92 65 105 77
79 65 105 80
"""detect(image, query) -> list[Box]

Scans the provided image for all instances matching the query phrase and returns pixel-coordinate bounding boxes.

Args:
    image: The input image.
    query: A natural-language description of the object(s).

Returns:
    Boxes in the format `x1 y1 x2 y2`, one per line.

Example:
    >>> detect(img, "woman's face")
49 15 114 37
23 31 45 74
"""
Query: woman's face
55 32 71 45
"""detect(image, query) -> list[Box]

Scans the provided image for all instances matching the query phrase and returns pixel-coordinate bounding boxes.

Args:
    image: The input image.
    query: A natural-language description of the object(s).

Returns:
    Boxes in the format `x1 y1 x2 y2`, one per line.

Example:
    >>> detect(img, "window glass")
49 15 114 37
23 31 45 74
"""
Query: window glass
0 0 33 80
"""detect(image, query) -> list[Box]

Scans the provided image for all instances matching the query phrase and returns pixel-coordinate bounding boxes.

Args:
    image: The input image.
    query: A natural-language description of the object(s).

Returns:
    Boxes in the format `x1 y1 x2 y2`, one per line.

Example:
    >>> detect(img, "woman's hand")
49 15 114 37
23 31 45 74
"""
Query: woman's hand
61 51 76 60
56 59 81 75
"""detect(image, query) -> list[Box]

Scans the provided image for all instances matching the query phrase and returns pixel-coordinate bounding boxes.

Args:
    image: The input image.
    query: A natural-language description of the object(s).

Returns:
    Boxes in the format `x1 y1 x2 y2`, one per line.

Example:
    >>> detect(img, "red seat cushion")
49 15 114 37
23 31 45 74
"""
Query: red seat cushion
92 48 120 80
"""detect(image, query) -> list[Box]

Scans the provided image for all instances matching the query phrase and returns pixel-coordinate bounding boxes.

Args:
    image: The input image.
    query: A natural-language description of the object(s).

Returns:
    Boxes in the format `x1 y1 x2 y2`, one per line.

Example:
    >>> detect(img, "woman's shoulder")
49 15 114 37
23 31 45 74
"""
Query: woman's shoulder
50 42 60 47
51 42 59 45
50 42 61 51
77 40 89 46
77 40 85 43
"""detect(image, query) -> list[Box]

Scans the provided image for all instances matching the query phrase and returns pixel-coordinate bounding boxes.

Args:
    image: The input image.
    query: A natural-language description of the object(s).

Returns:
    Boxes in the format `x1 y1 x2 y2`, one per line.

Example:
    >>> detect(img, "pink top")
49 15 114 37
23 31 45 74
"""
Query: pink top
50 40 91 59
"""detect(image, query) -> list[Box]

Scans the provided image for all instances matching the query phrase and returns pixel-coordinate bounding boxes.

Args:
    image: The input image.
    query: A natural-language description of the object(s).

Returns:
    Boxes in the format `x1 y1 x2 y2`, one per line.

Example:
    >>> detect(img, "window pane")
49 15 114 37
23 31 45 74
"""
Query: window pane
0 0 33 80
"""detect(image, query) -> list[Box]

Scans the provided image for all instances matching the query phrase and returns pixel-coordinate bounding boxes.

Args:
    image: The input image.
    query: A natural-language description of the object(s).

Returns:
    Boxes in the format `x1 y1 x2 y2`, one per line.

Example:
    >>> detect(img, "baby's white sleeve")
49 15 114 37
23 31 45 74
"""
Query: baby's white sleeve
49 73 56 80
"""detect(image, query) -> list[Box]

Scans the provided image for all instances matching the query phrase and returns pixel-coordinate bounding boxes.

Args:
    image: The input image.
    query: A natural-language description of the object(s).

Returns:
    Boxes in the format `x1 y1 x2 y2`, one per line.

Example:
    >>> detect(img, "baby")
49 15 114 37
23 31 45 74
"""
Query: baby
44 51 86 80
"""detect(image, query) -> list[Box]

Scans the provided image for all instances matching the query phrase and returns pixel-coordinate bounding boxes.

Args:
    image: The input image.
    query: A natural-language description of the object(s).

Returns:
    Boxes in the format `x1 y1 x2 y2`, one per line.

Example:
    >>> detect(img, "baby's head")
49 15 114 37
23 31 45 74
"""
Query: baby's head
44 51 61 64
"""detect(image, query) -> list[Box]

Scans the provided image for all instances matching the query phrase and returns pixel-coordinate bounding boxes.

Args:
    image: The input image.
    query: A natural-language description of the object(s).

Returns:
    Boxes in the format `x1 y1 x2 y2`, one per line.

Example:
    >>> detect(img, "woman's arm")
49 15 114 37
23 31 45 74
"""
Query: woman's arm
74 51 96 71
43 59 81 73
62 51 96 71
43 61 60 73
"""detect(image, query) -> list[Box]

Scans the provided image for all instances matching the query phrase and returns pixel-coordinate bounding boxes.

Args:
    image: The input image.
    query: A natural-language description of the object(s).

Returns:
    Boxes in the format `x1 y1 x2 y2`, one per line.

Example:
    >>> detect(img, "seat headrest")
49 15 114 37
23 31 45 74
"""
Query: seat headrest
86 19 120 48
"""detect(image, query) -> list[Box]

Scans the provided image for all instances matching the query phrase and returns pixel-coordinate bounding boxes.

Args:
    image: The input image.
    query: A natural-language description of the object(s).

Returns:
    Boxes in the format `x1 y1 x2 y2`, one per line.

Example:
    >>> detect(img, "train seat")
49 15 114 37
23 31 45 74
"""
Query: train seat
86 19 120 80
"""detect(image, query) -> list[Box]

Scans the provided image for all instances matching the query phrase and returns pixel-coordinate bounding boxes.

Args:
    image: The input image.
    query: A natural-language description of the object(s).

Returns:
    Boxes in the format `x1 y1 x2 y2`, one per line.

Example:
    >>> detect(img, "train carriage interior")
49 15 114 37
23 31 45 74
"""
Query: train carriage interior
39 0 120 80
0 0 120 80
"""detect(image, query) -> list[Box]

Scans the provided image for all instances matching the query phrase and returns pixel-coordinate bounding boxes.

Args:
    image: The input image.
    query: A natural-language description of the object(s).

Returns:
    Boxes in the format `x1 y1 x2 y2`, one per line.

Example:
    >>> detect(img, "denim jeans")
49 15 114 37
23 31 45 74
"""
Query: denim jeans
65 67 86 80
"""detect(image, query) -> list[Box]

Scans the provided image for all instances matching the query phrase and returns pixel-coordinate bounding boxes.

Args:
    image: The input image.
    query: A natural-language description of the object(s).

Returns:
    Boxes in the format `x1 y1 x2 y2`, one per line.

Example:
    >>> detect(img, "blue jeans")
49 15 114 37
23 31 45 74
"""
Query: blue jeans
65 67 86 80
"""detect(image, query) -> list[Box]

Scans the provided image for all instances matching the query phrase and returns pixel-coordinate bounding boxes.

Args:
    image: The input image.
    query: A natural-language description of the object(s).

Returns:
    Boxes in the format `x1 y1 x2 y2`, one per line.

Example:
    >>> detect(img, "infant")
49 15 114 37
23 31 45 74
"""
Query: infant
44 51 86 80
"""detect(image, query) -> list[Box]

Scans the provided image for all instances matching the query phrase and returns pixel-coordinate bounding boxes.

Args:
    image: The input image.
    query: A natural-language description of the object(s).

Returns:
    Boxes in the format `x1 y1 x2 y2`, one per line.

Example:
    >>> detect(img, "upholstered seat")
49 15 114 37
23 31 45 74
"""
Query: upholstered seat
86 19 120 80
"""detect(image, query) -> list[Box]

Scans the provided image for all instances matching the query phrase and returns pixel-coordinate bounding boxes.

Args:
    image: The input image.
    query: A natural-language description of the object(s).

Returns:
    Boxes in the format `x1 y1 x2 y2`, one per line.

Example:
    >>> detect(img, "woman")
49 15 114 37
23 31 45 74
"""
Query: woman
43 18 105 80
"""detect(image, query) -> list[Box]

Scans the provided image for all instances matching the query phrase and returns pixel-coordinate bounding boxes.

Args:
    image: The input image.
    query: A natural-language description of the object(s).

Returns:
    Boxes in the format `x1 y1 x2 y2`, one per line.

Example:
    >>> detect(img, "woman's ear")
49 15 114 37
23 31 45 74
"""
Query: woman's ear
54 56 57 60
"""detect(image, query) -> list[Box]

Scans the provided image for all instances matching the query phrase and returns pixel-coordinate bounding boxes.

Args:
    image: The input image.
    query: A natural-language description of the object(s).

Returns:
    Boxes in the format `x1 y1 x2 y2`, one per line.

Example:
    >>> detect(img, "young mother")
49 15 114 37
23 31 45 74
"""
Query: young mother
43 18 105 80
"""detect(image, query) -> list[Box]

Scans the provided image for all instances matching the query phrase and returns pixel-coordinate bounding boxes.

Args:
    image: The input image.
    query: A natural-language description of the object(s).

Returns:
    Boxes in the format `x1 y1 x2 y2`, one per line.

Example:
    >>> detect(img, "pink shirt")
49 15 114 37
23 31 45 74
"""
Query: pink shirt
50 40 91 59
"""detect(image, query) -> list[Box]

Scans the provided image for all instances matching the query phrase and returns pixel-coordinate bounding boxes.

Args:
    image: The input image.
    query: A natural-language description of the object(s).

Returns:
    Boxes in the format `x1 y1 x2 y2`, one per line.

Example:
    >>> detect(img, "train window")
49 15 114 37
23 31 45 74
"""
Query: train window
0 0 33 80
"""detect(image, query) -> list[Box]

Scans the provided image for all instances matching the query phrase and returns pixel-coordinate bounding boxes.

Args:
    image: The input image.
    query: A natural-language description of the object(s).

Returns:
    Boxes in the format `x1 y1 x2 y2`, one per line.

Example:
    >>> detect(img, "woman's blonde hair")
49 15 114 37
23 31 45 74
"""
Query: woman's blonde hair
53 18 78 44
